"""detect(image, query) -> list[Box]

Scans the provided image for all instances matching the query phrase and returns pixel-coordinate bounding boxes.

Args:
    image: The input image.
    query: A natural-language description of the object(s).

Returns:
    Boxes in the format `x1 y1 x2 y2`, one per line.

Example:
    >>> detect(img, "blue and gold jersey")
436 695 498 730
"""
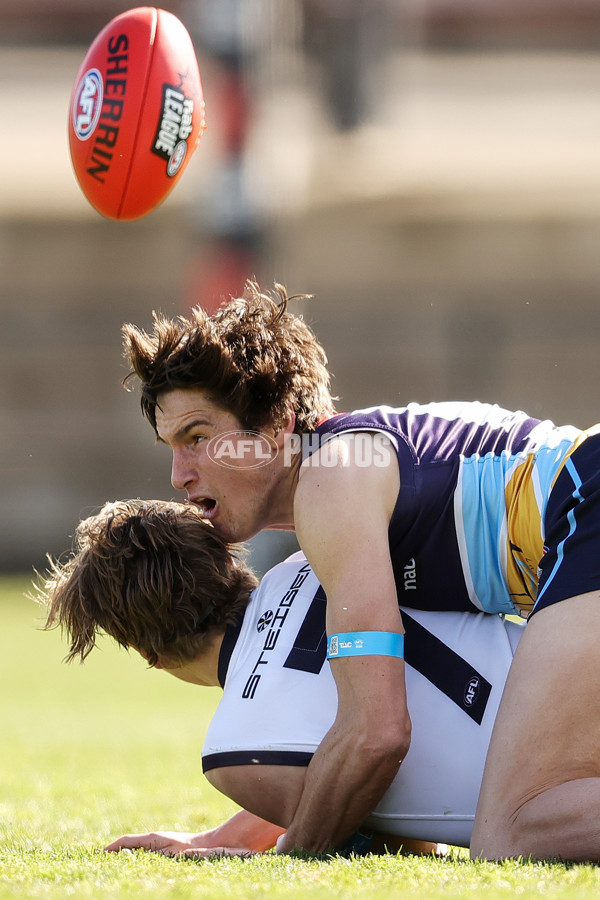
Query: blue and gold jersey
313 402 583 616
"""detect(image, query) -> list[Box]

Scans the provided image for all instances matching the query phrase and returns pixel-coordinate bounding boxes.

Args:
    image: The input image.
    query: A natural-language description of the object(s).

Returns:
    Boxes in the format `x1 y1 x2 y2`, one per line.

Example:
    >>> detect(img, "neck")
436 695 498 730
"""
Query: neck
162 630 225 687
277 444 304 527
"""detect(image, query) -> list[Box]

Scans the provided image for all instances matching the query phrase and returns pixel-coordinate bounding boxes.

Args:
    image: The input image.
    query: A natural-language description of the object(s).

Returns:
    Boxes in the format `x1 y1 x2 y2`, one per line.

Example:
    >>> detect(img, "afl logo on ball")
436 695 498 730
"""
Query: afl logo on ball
167 140 187 177
464 676 480 707
72 68 103 141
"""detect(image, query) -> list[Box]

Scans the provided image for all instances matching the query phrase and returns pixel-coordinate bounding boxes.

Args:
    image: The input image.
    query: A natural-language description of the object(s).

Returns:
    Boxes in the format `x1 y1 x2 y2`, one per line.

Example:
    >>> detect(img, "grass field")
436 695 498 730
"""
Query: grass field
2 576 600 899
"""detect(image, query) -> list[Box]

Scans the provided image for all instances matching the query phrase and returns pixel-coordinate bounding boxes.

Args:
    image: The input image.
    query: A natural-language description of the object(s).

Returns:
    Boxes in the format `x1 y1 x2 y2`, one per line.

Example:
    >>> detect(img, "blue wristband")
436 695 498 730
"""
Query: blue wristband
327 631 404 659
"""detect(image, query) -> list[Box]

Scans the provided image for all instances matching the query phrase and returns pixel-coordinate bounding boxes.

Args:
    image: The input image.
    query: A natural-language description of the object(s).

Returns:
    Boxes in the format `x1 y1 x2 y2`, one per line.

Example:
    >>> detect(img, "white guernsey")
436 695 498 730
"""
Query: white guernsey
203 552 523 848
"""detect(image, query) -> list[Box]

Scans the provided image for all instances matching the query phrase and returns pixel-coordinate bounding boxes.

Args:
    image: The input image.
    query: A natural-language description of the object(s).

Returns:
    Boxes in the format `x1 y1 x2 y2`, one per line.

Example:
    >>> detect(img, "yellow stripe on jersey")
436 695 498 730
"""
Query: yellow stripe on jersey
505 455 543 615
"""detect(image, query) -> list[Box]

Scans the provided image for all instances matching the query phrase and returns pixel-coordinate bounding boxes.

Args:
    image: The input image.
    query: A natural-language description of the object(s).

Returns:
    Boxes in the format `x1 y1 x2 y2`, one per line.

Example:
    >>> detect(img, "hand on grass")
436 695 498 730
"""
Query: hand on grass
105 831 257 858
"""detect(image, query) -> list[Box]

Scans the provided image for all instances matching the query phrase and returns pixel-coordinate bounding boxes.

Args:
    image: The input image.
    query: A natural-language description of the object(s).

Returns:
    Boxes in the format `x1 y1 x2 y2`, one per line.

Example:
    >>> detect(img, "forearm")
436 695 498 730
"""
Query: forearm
194 810 284 852
288 451 410 854
277 717 409 855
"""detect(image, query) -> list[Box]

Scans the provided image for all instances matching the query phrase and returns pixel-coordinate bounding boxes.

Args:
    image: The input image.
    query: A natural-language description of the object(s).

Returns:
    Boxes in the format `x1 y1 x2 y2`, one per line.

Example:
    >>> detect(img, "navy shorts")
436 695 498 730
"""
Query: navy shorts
532 430 600 616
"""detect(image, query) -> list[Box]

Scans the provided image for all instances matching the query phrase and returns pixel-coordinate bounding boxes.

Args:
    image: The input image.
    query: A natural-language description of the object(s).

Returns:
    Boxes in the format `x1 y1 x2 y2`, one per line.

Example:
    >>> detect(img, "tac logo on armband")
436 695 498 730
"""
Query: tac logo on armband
326 632 403 659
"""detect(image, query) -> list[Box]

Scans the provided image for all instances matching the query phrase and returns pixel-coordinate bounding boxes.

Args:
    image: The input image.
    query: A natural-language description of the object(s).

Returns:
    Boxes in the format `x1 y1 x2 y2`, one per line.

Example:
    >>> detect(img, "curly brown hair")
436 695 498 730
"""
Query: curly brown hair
122 281 336 434
37 499 258 667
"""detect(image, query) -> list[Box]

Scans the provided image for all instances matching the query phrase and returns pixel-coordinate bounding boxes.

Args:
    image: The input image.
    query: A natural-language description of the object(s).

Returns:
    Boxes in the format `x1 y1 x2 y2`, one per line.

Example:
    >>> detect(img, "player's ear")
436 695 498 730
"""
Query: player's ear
138 648 164 669
274 408 296 444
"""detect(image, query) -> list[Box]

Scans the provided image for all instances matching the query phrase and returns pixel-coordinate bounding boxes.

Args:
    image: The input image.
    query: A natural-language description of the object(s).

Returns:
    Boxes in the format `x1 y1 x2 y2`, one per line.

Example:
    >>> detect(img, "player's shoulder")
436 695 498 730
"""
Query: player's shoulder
263 549 311 574
313 401 537 453
283 549 310 565
225 550 324 690
326 400 520 423
252 551 317 601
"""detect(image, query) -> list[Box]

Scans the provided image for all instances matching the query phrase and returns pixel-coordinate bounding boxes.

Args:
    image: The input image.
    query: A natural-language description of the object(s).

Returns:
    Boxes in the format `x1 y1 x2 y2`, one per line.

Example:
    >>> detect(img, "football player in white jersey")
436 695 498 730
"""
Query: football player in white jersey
40 499 523 858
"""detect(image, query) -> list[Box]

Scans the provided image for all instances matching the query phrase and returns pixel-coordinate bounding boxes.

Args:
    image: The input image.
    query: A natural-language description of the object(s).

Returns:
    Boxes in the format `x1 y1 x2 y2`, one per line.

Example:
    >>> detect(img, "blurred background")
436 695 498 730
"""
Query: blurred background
1 0 600 573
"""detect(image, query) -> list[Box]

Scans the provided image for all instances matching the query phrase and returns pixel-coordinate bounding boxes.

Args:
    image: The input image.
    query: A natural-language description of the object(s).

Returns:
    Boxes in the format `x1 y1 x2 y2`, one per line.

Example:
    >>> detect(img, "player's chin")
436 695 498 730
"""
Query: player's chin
212 516 258 544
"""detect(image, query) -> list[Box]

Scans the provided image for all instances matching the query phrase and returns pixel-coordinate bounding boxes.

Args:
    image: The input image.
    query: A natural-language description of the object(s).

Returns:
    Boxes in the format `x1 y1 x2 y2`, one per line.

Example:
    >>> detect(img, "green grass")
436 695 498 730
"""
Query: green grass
2 576 600 898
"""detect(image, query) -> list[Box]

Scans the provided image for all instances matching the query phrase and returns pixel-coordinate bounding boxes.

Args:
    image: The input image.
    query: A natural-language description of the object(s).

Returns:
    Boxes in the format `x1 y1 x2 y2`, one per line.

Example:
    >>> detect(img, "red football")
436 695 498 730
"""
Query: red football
68 7 206 220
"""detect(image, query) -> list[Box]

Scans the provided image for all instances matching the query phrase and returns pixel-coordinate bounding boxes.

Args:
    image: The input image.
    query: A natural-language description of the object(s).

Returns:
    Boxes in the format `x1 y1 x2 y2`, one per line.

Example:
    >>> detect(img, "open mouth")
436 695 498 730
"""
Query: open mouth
194 497 217 519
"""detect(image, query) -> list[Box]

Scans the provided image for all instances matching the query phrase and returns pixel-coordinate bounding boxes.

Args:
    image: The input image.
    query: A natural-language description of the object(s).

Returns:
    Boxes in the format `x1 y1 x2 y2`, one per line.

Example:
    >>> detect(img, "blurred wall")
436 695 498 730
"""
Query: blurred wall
1 1 600 572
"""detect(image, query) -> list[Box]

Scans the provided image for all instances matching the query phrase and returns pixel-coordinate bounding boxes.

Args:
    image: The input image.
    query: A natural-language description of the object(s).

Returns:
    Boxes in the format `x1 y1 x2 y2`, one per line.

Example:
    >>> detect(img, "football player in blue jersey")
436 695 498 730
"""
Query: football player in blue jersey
121 282 600 861
40 498 523 858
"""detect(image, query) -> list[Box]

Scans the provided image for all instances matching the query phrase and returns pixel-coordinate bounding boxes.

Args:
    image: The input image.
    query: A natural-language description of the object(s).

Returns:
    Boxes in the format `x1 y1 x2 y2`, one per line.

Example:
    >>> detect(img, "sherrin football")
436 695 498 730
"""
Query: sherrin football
69 7 206 220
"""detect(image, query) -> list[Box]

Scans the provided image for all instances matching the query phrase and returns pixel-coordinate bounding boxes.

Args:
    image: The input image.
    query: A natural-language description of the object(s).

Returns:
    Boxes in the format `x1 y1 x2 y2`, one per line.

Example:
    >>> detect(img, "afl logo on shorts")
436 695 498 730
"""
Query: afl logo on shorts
257 611 274 633
464 676 480 707
72 68 103 141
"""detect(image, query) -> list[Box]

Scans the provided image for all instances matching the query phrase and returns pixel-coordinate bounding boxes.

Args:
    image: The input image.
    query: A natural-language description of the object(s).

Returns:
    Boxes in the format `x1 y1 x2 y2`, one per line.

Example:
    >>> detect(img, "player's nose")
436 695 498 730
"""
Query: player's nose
171 449 194 492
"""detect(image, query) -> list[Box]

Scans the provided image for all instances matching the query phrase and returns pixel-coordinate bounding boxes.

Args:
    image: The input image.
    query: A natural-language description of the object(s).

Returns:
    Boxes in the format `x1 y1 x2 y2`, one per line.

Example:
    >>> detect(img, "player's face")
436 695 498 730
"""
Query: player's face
155 388 297 542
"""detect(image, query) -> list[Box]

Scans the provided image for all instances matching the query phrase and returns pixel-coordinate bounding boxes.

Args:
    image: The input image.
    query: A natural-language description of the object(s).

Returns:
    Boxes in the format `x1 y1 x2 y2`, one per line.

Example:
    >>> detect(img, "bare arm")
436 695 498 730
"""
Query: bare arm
104 809 284 857
278 433 410 854
105 759 448 859
207 764 448 858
